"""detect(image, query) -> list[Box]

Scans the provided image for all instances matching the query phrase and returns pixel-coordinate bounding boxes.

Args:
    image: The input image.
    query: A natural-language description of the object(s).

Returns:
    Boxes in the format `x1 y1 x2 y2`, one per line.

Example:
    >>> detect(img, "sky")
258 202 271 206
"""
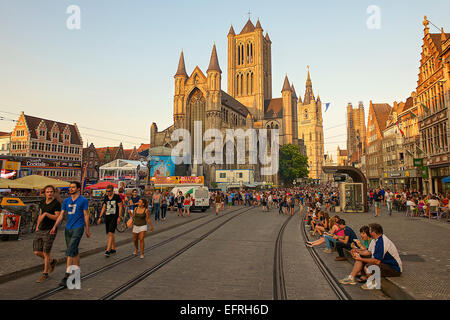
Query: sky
0 0 449 160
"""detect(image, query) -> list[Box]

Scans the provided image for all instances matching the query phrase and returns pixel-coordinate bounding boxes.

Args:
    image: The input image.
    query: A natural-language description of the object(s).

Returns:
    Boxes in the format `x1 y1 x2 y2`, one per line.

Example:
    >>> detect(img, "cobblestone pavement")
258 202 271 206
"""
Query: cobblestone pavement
0 202 446 300
0 209 207 281
306 204 450 300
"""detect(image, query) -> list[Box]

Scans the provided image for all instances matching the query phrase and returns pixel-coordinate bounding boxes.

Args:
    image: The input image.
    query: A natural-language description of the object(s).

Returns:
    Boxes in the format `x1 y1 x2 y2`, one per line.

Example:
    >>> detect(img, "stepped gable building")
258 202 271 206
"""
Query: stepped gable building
10 112 83 161
416 16 449 194
150 18 316 186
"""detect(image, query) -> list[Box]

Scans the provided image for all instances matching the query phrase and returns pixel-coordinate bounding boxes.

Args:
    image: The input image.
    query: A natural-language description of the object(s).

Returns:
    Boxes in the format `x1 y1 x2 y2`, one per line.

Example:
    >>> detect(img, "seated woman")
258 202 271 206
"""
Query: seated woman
339 226 374 284
310 210 322 232
312 212 330 236
306 215 342 252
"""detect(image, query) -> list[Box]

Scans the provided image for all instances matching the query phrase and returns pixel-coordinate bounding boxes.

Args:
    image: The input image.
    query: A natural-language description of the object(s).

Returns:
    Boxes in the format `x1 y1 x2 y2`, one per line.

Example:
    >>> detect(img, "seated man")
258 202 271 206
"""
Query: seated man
334 219 357 261
426 196 440 217
353 223 402 289
339 226 374 284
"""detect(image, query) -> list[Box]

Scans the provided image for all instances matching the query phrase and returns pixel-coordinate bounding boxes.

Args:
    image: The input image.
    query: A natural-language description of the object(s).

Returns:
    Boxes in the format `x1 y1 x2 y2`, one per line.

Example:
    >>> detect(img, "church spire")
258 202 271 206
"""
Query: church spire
228 24 235 36
291 83 297 99
175 50 188 77
255 18 262 30
303 66 315 104
207 43 222 73
282 74 290 92
442 27 447 42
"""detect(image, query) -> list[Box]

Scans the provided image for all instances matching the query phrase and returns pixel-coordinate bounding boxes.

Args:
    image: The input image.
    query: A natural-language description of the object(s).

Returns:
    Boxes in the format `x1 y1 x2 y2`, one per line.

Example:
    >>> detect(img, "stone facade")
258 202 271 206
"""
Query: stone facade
416 16 450 194
150 18 310 186
297 67 324 180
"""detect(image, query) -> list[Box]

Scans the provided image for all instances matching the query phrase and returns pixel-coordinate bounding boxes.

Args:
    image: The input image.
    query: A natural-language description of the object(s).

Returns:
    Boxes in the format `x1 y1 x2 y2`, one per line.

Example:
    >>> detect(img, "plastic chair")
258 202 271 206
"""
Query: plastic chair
429 206 439 220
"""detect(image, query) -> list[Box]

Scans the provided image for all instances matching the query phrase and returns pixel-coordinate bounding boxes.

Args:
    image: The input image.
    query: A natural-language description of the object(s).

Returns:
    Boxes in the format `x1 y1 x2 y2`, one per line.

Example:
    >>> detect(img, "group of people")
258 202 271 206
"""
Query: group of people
369 187 450 219
32 182 157 286
304 195 403 289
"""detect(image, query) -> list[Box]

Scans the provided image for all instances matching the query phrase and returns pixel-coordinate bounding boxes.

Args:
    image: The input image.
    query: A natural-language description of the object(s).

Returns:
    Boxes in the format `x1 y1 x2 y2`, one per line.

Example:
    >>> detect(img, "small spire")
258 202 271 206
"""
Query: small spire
441 27 447 42
291 83 297 99
175 50 188 77
255 18 262 30
282 74 291 92
207 43 222 73
228 24 235 35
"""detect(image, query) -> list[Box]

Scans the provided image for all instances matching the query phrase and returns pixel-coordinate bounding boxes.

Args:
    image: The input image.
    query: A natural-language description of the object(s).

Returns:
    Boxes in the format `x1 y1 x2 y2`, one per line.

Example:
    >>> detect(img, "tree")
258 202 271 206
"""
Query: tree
211 182 218 189
279 144 309 186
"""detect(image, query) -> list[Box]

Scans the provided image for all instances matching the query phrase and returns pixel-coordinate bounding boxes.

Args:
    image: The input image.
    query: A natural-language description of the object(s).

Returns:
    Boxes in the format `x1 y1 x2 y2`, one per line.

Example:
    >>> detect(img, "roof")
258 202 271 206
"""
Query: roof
207 43 222 73
350 151 360 163
228 25 235 36
96 146 122 162
175 51 188 77
264 98 283 118
429 33 450 53
0 131 11 137
372 103 392 132
137 144 150 153
22 114 82 145
221 90 249 116
239 19 255 35
282 75 290 92
338 149 348 156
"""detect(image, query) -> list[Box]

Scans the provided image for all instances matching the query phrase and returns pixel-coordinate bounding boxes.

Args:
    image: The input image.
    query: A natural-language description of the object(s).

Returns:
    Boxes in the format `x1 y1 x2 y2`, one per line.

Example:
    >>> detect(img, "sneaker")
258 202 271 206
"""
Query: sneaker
323 249 333 253
49 259 57 273
339 276 356 285
104 250 111 257
36 273 49 283
59 275 69 287
361 280 380 290
140 254 144 259
110 249 116 255
335 256 347 261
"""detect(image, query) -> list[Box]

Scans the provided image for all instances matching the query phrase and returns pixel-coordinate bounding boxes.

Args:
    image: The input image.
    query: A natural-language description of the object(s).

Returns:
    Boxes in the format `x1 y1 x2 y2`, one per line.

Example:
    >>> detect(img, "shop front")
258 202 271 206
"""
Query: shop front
1 155 81 181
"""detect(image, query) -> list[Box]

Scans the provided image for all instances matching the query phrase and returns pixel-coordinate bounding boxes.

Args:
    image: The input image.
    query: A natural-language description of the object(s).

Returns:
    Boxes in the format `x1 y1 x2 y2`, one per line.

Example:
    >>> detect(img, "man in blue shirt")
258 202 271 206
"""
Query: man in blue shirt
334 219 358 261
51 181 90 287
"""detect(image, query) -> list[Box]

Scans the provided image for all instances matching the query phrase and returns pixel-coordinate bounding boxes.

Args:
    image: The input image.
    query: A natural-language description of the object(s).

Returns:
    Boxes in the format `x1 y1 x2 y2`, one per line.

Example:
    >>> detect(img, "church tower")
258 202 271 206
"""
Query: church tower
227 18 272 120
297 67 324 180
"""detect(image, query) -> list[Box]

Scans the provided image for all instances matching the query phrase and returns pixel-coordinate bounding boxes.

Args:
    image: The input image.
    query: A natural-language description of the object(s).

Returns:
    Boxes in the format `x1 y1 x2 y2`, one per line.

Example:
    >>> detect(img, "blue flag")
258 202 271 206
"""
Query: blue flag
325 103 330 112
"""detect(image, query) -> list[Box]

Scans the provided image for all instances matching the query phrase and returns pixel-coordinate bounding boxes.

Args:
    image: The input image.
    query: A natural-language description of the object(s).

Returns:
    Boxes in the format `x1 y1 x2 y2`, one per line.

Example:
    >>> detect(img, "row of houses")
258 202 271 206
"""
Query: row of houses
1 111 150 182
340 16 449 195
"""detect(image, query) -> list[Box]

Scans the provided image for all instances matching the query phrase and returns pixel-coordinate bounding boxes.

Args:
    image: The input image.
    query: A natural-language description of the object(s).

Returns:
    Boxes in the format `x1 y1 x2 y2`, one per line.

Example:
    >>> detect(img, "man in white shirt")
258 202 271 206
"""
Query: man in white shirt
385 189 394 216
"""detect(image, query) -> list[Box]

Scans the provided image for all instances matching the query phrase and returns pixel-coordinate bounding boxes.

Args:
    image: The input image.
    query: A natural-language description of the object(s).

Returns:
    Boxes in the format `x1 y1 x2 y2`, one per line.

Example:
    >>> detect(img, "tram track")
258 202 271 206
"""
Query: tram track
273 214 294 300
100 206 252 300
300 210 352 301
29 206 250 300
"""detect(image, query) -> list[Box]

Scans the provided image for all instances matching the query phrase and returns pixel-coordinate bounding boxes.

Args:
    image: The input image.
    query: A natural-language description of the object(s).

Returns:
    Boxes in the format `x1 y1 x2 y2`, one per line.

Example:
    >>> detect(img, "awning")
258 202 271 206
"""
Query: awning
13 175 70 190
442 176 450 183
85 181 118 190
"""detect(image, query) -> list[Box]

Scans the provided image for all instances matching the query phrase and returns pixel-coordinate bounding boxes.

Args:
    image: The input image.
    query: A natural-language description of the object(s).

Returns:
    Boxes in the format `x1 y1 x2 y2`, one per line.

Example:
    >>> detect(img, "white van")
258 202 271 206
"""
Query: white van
170 186 210 212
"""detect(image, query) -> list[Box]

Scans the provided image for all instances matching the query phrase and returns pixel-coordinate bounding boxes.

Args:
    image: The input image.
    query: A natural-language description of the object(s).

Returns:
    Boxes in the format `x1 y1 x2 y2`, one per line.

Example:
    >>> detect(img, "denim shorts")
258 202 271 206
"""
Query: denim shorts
65 226 84 257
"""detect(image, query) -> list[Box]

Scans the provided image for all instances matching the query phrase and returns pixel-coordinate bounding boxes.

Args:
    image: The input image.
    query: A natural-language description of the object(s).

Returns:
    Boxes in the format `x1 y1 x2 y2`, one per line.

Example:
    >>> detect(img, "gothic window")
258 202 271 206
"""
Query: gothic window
310 132 312 141
250 72 254 94
246 73 249 95
237 46 241 65
250 42 253 63
304 109 308 119
247 43 249 64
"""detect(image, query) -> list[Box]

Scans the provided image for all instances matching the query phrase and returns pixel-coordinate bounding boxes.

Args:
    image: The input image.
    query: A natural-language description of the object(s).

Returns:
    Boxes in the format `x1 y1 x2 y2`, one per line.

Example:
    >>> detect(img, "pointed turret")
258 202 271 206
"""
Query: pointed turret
175 50 188 77
228 24 235 36
255 18 262 30
265 32 271 43
207 43 222 73
441 27 447 42
303 66 315 104
281 74 291 92
291 84 297 99
316 93 321 102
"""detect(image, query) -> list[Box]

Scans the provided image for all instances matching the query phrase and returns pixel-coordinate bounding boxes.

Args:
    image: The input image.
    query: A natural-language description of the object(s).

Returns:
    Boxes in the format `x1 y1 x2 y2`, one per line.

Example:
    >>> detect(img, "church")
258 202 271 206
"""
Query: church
150 18 324 186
